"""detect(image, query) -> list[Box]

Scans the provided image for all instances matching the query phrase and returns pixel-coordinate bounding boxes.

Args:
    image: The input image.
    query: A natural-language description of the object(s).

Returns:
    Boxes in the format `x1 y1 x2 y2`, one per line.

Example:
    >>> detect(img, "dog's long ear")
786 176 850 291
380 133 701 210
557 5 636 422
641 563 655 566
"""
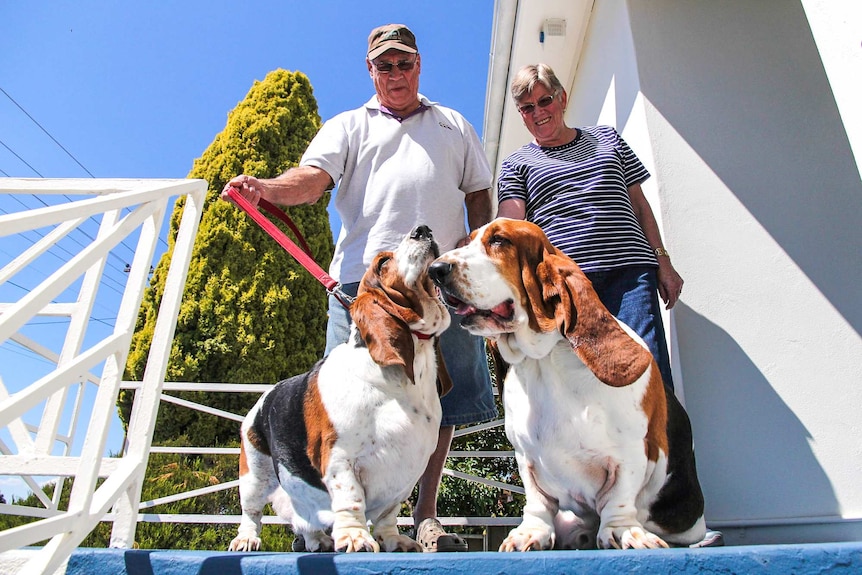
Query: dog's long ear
537 253 652 387
350 290 417 383
434 338 453 397
485 338 508 396
518 238 561 334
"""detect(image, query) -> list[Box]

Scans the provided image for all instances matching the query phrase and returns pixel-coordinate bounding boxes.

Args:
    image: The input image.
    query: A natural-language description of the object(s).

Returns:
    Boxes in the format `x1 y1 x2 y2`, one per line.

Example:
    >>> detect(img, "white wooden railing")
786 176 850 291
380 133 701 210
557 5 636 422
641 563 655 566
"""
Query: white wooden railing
0 178 521 573
0 178 207 574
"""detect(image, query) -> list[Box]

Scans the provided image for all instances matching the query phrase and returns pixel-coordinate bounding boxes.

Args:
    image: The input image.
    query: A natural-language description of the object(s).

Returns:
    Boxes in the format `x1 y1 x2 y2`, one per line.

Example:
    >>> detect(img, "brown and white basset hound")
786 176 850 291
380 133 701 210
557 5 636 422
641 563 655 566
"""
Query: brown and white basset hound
429 218 706 551
229 225 452 553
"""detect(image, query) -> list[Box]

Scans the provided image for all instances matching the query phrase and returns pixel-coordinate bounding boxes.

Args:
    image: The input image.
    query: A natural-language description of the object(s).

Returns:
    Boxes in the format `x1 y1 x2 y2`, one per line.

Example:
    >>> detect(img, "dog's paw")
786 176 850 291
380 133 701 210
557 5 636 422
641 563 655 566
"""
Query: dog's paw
599 525 669 550
304 531 335 552
228 534 261 552
499 525 553 552
333 527 380 553
376 533 423 553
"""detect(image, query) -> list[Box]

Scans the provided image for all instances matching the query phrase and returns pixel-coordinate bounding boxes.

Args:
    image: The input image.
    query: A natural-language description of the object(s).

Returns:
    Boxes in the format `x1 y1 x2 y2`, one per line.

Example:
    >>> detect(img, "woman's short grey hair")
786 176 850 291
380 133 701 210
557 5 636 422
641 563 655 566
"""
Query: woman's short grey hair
510 63 564 102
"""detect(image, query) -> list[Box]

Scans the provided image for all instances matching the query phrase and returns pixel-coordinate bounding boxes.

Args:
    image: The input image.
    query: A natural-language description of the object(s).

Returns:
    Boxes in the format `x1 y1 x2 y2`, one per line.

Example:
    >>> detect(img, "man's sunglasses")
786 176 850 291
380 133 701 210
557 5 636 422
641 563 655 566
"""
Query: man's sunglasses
517 93 557 115
372 58 417 74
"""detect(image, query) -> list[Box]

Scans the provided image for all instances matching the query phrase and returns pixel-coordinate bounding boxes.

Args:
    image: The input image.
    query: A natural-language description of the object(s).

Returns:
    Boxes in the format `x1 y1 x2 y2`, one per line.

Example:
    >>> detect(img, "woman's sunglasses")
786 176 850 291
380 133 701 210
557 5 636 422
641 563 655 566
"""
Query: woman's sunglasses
517 93 557 115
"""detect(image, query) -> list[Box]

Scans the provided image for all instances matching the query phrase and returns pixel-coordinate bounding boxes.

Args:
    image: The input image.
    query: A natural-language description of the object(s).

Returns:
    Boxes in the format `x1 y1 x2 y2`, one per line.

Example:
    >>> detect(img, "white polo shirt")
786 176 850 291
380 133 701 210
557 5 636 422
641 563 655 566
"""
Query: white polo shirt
301 94 492 284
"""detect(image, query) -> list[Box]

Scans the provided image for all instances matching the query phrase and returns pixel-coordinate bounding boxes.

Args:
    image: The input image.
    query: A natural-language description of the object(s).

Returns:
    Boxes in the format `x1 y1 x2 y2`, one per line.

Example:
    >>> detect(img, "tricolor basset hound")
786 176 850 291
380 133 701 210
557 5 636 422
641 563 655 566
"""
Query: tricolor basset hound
429 218 707 551
229 225 452 553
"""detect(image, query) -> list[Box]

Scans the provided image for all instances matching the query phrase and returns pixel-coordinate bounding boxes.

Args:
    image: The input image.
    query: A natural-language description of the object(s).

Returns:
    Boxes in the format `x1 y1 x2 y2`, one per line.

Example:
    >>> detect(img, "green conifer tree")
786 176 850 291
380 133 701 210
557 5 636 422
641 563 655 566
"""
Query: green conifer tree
121 68 333 446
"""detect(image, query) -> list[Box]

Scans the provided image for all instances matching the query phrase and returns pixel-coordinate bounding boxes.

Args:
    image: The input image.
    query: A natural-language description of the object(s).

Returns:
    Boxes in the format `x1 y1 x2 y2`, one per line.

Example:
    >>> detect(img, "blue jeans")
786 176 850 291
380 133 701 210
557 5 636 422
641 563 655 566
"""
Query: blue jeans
585 266 675 390
325 282 498 426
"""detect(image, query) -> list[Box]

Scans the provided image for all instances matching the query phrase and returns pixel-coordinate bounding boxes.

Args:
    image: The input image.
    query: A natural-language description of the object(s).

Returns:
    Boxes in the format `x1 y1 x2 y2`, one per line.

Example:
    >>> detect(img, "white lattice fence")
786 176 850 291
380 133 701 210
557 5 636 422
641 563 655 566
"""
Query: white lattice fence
0 178 207 575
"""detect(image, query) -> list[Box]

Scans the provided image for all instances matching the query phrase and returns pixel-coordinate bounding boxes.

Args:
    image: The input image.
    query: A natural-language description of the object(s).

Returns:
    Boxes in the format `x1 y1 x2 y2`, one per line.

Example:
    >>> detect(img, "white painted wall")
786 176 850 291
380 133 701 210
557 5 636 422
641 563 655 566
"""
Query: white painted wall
488 0 593 185
560 0 862 544
488 0 862 544
803 0 862 181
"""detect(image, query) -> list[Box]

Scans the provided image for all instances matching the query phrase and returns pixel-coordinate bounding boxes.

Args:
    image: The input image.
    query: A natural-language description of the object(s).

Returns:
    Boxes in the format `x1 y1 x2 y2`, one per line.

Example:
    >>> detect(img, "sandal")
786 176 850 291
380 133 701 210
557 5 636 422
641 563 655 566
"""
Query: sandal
690 530 725 548
414 518 469 552
291 534 306 552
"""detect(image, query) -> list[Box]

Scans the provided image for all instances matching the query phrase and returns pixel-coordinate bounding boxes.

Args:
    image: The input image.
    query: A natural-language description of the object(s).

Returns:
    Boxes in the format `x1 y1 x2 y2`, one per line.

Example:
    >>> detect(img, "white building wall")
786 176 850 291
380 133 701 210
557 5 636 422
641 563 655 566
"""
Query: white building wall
803 0 862 181
563 0 862 544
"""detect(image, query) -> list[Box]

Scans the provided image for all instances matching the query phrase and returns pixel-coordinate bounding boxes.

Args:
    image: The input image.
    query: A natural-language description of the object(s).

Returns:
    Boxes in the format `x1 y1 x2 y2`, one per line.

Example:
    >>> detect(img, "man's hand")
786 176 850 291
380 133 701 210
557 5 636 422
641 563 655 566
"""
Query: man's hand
221 175 264 207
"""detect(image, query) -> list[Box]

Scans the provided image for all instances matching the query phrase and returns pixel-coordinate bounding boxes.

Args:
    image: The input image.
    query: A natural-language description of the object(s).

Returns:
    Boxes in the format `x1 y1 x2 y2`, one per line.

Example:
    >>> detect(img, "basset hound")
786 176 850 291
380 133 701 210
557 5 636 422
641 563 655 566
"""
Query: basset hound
229 225 452 553
429 218 707 551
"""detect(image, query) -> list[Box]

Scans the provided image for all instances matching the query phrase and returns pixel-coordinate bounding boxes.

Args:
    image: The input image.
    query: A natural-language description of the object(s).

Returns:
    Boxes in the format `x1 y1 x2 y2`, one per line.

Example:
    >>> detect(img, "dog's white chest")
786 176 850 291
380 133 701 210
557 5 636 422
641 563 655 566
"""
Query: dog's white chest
503 342 651 508
317 343 442 506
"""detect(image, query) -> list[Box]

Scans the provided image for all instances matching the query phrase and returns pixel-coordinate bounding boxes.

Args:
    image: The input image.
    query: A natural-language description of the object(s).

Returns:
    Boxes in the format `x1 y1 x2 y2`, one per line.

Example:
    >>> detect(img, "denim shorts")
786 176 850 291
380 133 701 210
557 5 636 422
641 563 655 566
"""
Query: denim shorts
325 282 498 427
585 266 674 390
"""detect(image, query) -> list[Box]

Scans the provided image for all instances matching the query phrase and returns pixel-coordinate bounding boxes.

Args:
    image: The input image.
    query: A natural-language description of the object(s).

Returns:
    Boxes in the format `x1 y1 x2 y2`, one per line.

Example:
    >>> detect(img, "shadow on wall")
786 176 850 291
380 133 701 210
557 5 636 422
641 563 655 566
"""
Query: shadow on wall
674 302 838 528
628 0 862 336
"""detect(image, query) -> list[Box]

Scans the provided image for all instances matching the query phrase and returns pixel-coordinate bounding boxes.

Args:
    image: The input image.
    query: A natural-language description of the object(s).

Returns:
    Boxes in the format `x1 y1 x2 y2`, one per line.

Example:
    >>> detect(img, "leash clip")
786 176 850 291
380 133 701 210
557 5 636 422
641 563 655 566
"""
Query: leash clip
329 283 356 309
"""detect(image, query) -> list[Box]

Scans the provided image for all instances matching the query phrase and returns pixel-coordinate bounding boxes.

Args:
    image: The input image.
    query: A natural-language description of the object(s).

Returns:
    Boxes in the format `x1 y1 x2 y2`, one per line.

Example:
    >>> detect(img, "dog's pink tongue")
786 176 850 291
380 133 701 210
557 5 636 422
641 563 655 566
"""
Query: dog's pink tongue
491 301 512 317
456 302 477 316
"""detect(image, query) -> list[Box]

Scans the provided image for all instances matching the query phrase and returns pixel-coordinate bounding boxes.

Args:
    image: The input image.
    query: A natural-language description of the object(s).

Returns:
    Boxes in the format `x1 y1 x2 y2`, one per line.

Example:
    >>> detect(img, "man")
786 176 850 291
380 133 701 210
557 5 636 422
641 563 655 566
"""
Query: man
222 24 497 552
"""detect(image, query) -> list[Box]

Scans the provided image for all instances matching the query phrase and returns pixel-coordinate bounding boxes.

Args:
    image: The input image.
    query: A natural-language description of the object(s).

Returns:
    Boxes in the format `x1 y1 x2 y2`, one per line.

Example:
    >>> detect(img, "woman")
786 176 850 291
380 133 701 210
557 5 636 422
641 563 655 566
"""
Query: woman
496 63 683 389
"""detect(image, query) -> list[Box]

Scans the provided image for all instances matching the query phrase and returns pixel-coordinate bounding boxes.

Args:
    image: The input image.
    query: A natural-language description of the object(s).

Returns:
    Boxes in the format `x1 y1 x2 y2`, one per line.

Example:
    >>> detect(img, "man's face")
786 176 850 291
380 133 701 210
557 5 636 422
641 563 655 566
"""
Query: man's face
367 49 421 115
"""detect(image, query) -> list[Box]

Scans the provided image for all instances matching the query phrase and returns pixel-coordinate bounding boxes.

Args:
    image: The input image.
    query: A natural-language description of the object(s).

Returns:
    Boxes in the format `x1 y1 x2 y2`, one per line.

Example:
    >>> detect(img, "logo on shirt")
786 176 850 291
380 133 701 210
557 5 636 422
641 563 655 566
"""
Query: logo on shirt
438 121 452 130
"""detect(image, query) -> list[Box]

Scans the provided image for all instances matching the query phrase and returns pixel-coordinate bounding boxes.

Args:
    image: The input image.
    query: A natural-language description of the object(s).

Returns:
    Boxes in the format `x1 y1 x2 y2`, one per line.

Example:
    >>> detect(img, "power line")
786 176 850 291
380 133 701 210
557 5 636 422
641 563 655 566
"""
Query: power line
0 137 44 177
4 192 140 267
0 87 172 253
0 197 129 299
0 85 95 177
0 341 58 366
0 86 171 283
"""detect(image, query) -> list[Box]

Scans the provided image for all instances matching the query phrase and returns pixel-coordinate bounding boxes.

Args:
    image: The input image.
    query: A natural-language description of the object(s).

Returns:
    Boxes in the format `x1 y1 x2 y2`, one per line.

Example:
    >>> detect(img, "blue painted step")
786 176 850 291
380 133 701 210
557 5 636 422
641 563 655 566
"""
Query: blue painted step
64 542 862 575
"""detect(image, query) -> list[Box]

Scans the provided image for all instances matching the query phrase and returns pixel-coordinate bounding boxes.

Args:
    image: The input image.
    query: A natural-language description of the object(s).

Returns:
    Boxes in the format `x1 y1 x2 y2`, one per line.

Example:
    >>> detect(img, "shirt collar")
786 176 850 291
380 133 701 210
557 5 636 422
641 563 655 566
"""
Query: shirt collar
366 94 434 122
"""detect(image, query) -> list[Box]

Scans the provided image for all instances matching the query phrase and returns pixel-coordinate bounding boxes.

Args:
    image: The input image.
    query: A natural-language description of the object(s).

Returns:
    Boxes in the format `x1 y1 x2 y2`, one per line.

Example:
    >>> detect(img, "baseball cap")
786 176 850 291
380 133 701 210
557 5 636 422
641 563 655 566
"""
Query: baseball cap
367 24 418 60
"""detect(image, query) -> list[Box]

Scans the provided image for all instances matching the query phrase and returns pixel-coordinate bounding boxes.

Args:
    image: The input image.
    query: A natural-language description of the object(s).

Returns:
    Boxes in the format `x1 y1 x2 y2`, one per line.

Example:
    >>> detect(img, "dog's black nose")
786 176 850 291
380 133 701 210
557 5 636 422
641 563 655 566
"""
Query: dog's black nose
411 225 433 240
429 261 452 286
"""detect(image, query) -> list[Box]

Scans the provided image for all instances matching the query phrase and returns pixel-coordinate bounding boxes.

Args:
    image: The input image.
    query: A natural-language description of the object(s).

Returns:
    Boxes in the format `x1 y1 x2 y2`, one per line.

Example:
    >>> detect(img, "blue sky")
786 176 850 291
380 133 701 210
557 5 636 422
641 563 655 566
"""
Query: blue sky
0 1 494 501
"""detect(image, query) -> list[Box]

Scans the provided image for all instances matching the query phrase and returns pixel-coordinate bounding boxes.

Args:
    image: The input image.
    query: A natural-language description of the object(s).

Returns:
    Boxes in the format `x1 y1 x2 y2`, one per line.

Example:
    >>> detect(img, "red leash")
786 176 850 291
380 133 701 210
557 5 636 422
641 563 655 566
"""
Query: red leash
226 186 354 309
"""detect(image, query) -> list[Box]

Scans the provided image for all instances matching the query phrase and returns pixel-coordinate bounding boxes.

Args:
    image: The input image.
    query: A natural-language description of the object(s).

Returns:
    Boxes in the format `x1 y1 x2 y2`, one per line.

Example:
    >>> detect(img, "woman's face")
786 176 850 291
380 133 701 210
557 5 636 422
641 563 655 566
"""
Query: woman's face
516 83 569 146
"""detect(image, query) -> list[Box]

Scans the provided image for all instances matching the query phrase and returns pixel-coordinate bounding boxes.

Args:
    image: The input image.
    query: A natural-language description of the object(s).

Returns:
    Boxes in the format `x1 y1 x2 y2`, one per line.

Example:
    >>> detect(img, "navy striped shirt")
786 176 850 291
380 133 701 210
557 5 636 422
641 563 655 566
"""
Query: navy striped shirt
497 125 656 273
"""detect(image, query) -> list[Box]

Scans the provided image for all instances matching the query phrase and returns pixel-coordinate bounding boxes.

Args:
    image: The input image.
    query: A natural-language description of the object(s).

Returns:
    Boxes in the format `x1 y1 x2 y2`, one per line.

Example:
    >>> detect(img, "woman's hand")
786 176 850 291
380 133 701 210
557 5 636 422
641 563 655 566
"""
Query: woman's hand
657 260 684 310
